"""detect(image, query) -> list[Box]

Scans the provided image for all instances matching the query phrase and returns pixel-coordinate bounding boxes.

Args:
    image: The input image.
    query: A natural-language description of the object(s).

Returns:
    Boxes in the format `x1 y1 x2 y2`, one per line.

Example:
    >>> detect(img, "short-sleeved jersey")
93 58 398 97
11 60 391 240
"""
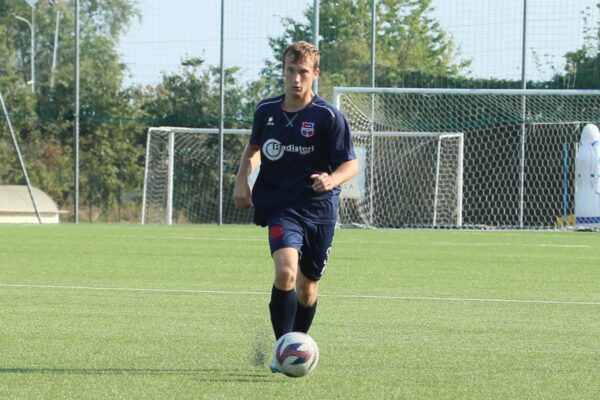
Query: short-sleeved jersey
249 94 356 226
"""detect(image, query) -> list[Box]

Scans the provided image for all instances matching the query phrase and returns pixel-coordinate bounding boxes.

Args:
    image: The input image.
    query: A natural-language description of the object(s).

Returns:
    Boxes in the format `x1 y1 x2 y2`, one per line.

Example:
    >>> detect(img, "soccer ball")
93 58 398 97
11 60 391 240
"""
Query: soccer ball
272 332 319 377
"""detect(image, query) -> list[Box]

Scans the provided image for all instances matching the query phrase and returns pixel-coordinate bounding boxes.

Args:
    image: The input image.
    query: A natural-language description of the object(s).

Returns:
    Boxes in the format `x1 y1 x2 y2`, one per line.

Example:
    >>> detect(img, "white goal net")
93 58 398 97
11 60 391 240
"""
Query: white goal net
141 125 463 228
335 87 600 229
141 127 253 225
339 130 464 228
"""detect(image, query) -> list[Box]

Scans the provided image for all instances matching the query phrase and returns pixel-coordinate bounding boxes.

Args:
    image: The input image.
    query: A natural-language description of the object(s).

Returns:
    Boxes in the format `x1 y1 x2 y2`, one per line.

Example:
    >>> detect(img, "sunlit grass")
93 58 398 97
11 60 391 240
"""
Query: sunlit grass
0 224 598 399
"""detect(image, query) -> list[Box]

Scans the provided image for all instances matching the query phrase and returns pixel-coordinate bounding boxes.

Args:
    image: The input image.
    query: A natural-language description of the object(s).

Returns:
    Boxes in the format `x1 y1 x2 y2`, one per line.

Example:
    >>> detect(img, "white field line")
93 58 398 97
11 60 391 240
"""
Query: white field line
1 283 599 306
338 241 592 249
203 238 589 248
532 244 591 248
51 234 593 248
49 234 265 242
158 236 592 249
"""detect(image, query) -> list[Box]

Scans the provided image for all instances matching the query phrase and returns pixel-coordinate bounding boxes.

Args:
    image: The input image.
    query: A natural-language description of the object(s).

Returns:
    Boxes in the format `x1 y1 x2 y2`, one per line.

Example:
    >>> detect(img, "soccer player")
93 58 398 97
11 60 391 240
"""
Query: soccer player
233 41 358 371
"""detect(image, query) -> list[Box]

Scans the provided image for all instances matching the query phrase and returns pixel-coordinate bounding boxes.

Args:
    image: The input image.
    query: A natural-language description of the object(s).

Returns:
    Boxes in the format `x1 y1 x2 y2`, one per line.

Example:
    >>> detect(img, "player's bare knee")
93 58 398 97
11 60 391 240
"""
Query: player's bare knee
274 265 296 289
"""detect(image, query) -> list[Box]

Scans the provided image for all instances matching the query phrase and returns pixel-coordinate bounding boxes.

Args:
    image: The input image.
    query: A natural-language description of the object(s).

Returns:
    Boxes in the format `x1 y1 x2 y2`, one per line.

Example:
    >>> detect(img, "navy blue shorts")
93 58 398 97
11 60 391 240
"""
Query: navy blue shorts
266 209 335 281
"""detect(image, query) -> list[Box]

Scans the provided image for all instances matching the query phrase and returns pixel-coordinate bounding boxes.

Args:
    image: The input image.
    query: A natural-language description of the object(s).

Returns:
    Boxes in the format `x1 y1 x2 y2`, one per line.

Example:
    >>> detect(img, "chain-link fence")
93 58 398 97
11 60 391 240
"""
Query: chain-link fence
2 0 599 223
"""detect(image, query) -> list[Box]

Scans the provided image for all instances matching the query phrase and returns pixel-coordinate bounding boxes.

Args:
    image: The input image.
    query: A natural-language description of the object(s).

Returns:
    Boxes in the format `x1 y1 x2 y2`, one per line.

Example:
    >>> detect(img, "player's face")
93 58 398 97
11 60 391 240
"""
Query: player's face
283 55 319 101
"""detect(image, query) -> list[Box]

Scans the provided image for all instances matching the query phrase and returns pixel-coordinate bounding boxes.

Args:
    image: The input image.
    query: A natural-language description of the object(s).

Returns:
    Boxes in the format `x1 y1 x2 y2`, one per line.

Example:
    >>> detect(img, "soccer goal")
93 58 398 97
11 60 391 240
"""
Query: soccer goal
334 87 600 229
339 130 464 228
141 127 253 225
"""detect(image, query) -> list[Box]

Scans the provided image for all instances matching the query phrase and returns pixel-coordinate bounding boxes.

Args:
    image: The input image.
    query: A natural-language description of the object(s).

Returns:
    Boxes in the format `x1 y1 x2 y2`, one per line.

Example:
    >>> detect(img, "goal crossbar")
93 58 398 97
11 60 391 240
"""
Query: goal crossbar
334 87 600 100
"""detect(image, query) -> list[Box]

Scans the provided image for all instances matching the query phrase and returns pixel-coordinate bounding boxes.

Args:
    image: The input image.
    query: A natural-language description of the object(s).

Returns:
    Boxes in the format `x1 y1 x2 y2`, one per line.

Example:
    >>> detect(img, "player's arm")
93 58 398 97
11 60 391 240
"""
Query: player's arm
233 144 261 209
310 158 359 192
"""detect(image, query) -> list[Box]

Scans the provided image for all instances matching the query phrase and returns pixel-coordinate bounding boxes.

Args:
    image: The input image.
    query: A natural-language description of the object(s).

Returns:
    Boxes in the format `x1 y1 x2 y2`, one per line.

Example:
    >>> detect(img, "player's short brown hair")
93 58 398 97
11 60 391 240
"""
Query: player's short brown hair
282 41 320 71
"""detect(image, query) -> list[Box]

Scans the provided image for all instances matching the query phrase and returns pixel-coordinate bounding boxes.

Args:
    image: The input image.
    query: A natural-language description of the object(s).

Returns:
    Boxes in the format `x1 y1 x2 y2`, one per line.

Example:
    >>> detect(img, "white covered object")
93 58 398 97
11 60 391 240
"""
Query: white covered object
0 185 61 223
574 124 600 228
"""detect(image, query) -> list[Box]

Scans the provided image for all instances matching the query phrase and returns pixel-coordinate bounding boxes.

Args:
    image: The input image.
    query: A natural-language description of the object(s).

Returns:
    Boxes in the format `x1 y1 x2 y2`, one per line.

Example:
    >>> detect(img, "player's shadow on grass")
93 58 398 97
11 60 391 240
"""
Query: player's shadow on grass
0 368 274 382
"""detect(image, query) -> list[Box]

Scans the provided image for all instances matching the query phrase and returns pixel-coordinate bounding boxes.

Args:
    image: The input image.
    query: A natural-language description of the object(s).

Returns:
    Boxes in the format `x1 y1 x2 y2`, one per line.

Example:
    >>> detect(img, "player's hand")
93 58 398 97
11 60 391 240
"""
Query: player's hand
310 172 335 192
233 180 253 209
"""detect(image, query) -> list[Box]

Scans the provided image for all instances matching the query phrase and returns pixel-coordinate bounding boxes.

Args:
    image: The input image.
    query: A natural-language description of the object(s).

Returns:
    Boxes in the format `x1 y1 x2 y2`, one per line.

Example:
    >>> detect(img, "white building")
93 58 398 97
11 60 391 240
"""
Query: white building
0 185 62 224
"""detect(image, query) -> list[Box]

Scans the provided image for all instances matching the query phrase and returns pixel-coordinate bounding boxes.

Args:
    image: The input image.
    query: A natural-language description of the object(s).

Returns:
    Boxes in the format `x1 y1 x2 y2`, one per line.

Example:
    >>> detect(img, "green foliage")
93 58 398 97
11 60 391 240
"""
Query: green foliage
1 0 144 221
558 2 600 89
550 48 600 89
528 3 600 89
0 6 38 190
262 0 471 100
138 60 255 223
141 58 217 128
80 0 141 39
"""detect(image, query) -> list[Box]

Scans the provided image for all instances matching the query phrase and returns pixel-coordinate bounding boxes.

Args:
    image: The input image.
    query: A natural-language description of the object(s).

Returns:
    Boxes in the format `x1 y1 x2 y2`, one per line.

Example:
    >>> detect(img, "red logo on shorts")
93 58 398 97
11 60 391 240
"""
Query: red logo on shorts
269 225 284 240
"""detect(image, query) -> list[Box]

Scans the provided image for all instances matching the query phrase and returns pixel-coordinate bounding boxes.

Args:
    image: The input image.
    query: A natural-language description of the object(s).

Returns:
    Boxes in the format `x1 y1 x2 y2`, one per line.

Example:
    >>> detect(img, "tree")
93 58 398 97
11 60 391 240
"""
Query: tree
1 0 144 221
260 0 470 101
550 46 600 90
141 57 217 128
139 57 255 223
0 1 40 190
529 3 600 90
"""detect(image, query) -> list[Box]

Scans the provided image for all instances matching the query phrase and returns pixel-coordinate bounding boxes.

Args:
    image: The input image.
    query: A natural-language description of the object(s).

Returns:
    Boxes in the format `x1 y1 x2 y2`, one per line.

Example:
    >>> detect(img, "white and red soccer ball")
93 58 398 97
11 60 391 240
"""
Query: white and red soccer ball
272 332 319 377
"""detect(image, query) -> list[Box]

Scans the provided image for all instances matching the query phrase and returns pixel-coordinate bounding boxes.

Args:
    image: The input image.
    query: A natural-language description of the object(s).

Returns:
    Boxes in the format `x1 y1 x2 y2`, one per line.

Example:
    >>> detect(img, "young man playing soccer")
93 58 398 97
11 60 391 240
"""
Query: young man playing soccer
233 41 358 372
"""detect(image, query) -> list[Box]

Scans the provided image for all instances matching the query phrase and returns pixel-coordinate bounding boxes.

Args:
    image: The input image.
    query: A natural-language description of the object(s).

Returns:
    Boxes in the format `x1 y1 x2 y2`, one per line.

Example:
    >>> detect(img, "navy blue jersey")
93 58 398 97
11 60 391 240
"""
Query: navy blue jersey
249 94 356 225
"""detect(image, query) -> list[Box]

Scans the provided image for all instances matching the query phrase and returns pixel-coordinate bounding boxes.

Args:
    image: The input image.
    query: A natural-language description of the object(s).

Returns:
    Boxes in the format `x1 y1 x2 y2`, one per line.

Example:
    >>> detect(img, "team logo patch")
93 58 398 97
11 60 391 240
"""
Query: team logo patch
301 121 315 138
269 225 285 240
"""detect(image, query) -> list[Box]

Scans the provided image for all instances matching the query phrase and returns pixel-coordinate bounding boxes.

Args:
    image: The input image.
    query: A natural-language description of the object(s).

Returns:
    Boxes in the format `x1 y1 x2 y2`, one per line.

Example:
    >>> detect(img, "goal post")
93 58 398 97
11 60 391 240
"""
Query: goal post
334 87 600 229
142 125 464 228
339 130 464 228
141 126 253 225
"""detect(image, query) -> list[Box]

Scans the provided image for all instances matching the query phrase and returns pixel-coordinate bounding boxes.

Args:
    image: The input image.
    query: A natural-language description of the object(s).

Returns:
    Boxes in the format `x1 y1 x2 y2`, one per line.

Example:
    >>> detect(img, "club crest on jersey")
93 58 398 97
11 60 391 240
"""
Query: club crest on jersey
301 121 315 138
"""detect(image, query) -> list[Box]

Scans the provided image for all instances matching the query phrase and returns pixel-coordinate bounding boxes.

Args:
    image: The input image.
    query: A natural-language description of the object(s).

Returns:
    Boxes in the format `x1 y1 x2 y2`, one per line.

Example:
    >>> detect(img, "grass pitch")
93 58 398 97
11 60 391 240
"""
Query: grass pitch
0 224 599 399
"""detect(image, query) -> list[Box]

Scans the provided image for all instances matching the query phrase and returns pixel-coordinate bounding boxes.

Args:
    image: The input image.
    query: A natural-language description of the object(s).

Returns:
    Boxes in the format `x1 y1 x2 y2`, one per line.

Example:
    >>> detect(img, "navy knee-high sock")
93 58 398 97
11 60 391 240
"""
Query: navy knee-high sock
269 286 297 339
292 301 317 334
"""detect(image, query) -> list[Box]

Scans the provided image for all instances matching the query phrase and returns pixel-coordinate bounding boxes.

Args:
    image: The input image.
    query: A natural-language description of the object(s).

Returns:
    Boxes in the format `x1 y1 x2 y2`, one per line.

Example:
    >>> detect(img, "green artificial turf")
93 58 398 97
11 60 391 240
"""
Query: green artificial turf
0 224 598 399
